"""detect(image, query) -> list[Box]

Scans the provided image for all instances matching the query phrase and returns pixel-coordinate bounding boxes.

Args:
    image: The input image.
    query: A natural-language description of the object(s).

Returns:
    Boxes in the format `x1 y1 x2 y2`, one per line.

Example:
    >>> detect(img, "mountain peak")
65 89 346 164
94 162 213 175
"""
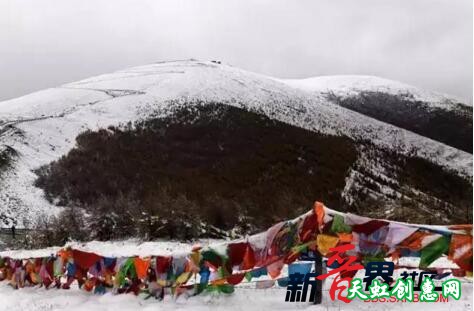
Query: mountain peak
0 62 471 227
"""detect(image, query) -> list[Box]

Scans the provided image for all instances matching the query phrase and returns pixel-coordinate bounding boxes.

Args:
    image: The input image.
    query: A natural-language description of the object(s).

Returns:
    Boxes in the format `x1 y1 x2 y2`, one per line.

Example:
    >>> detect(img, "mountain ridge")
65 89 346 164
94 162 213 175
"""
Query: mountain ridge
0 60 471 228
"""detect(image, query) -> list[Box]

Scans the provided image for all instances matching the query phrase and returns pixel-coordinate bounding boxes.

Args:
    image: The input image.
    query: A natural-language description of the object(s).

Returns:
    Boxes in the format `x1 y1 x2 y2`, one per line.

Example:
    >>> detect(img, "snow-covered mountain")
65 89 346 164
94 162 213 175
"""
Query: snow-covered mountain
284 75 472 153
0 60 471 229
283 75 468 107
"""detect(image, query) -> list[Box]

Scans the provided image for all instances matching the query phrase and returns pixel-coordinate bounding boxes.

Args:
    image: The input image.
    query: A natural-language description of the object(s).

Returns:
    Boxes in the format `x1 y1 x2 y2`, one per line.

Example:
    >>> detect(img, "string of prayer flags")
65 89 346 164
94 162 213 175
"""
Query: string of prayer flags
0 201 470 300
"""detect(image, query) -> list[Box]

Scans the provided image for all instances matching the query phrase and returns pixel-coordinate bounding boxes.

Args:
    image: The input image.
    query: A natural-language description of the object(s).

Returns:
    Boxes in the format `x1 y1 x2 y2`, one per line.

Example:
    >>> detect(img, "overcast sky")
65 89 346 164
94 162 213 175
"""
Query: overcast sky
0 0 472 102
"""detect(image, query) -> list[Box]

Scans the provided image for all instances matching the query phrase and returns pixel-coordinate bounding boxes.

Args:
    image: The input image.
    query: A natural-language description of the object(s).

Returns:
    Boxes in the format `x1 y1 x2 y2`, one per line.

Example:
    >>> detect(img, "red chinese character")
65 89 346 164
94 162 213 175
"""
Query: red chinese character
317 244 363 303
329 275 353 303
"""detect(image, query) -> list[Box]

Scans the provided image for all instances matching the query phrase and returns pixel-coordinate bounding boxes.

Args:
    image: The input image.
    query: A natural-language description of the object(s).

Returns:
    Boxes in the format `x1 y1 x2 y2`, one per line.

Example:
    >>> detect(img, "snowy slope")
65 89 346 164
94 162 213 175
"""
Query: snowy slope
282 75 471 109
0 60 471 225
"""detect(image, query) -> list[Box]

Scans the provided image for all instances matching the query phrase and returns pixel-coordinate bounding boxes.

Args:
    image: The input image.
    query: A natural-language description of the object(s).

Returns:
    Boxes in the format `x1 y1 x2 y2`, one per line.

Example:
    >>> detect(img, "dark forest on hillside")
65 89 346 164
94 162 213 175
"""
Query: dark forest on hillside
327 91 473 153
31 102 472 246
34 103 357 241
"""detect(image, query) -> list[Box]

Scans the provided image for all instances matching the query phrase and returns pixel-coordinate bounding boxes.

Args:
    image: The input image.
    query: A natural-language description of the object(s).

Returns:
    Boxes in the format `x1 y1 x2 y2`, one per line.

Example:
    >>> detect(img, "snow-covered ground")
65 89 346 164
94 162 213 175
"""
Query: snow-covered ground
0 281 471 311
0 240 471 311
0 239 223 259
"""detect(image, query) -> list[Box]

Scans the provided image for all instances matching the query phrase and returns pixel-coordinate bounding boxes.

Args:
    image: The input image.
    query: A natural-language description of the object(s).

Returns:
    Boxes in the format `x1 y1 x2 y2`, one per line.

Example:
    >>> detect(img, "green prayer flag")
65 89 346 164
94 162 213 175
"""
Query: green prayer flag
201 249 224 266
420 235 450 269
218 284 235 294
194 283 207 295
291 243 308 254
217 266 228 278
116 271 126 286
244 272 252 282
330 214 352 233
205 284 234 294
122 258 137 279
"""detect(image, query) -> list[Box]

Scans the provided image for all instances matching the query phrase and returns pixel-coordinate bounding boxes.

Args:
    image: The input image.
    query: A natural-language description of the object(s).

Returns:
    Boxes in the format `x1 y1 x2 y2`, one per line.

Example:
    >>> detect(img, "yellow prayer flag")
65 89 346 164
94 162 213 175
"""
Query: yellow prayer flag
316 234 339 255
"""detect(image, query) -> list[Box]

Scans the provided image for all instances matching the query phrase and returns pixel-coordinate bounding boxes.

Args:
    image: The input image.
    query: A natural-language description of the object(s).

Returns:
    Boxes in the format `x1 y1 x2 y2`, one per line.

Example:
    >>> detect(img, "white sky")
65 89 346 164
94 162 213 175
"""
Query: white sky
0 0 472 102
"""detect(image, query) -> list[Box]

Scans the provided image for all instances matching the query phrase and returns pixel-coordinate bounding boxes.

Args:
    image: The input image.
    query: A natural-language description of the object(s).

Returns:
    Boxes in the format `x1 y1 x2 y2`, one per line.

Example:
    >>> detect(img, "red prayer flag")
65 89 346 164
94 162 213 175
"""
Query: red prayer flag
72 249 102 270
227 243 248 267
226 273 245 285
155 256 171 274
134 257 150 279
241 245 256 270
